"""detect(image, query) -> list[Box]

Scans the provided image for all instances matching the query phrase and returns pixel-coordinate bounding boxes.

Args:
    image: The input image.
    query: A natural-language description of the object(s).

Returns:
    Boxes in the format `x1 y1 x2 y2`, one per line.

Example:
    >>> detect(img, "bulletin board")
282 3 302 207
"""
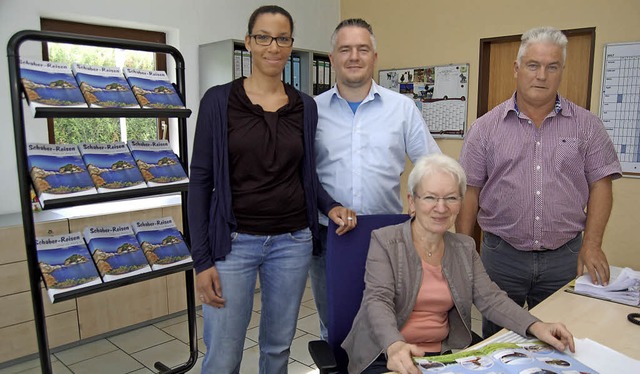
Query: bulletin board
378 64 469 138
599 42 640 177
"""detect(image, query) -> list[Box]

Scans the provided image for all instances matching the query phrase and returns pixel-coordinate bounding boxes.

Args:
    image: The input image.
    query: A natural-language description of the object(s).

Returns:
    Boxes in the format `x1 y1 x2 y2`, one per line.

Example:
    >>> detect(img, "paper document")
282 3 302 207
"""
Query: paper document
570 338 640 374
574 266 640 306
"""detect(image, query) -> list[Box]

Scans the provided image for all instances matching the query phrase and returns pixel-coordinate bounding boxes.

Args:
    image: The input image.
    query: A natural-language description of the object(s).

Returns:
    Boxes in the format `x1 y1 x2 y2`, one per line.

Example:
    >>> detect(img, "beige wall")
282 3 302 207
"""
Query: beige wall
341 0 640 269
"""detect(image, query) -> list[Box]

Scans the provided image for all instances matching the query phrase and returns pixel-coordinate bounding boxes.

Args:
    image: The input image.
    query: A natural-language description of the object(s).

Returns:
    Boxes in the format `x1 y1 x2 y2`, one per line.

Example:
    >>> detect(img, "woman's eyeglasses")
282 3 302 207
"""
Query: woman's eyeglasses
414 194 462 207
250 34 294 47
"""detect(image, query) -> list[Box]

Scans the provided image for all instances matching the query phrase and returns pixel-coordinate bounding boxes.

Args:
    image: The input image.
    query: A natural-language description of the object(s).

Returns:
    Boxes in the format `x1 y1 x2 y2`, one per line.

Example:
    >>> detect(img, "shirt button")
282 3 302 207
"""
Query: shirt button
536 191 541 195
535 216 540 220
534 240 539 244
528 120 532 125
536 141 541 146
536 165 541 170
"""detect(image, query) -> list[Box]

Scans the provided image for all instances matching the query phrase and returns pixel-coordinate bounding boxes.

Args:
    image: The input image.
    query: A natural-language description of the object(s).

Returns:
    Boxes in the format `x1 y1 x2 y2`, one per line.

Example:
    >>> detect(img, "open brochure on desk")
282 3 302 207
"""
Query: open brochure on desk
413 339 596 374
571 266 640 306
432 330 640 374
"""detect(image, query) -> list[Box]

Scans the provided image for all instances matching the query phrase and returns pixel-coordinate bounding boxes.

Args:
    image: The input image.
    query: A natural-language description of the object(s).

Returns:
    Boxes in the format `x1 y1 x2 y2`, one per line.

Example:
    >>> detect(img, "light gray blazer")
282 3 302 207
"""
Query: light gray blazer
342 219 539 374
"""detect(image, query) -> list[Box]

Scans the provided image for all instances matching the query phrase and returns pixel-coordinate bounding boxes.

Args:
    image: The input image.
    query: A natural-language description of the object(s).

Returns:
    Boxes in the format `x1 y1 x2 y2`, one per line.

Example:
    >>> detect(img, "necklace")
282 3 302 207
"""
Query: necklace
421 240 443 260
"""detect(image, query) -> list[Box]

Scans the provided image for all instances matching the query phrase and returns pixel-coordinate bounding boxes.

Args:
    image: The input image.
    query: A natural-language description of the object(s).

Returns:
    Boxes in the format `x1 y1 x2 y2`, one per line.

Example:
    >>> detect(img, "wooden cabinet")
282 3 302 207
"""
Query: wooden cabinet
0 218 79 363
0 202 198 364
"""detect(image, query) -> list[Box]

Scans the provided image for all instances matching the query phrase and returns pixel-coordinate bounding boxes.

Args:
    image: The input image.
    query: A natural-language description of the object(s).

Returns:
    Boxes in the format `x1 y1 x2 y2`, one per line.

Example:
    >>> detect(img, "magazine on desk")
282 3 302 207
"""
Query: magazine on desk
414 339 597 374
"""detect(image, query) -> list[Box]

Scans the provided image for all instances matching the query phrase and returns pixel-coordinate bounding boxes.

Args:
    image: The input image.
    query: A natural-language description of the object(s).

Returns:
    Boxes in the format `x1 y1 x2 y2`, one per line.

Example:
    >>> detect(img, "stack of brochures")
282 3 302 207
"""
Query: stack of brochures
574 266 640 306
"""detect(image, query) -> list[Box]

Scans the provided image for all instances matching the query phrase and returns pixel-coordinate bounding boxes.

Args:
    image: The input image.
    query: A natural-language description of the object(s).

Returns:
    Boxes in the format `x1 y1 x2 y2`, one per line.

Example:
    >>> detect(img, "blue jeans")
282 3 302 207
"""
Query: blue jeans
480 232 581 338
309 224 329 341
201 228 313 374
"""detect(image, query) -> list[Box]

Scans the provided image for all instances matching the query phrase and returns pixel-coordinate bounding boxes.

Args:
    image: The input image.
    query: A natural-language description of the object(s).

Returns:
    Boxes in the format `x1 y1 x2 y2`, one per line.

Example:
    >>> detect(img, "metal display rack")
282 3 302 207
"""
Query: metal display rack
7 30 197 373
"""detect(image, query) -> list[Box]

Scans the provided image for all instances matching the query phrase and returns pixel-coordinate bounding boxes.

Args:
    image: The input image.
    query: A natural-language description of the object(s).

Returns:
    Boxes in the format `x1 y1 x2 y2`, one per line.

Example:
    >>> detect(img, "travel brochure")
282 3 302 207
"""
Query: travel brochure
28 141 187 206
123 67 185 109
37 217 191 302
132 217 192 270
19 58 87 114
19 59 185 112
78 142 147 193
72 63 139 108
127 140 189 187
83 224 152 282
414 340 597 374
27 143 97 207
36 232 102 303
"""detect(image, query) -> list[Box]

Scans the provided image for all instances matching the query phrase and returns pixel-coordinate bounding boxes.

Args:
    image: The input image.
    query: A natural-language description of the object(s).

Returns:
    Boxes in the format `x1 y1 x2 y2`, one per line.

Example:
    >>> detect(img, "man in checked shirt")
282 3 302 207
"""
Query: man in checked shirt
456 26 622 339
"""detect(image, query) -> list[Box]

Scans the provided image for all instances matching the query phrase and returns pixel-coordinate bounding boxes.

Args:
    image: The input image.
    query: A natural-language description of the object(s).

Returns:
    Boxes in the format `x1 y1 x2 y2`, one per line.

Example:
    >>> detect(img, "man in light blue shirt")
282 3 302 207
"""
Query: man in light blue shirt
312 18 441 340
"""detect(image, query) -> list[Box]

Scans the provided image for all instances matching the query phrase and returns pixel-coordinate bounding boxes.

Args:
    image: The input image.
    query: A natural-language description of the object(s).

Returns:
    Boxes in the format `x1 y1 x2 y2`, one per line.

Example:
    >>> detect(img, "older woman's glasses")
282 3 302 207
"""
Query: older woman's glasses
250 34 294 47
414 194 462 207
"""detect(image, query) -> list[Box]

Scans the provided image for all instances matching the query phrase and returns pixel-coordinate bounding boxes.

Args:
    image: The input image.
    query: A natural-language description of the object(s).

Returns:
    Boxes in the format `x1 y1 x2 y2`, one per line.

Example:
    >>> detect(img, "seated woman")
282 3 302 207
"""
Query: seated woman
342 154 575 374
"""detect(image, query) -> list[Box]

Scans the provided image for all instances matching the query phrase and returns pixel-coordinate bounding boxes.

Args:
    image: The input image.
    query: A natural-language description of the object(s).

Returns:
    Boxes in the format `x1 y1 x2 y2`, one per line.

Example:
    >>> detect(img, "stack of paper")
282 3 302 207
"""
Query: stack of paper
574 266 640 306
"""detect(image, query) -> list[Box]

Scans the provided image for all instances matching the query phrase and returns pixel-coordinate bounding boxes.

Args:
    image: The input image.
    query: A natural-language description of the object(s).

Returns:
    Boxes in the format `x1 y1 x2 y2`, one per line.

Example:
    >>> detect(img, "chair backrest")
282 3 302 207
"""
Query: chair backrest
326 214 410 371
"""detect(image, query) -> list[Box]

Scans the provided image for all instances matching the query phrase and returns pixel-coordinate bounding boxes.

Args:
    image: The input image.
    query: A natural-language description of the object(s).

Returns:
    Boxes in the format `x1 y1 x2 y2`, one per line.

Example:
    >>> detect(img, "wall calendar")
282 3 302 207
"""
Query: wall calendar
378 64 469 138
600 42 640 176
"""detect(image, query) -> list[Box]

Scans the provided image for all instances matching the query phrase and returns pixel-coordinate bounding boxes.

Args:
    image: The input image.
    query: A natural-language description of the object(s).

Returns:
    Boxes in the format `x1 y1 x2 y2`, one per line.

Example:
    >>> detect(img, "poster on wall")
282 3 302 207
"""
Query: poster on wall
378 63 469 138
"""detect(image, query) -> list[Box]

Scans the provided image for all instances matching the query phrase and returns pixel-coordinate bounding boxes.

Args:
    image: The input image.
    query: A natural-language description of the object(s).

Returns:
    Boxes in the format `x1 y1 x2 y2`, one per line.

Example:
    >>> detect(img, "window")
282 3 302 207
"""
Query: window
40 19 170 144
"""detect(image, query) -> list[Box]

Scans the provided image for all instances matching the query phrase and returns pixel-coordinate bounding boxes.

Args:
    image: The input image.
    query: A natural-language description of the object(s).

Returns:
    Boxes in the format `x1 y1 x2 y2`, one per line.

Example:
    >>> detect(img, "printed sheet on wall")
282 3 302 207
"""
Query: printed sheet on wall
378 64 469 138
599 42 640 177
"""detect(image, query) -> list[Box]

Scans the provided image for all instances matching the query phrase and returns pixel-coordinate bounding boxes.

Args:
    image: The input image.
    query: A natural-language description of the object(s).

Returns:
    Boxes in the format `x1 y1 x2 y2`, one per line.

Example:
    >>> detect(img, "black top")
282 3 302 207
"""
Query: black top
227 78 308 235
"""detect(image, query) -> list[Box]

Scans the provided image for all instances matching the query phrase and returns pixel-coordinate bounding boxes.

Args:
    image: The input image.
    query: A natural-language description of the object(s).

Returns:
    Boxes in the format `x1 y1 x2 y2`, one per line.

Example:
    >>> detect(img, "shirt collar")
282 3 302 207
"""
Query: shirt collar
331 79 379 104
513 92 561 115
504 92 570 120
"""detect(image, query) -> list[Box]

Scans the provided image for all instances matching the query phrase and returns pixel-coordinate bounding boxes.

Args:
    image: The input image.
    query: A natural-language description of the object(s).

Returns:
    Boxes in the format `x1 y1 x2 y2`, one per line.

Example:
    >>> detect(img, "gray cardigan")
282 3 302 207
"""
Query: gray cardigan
342 220 539 374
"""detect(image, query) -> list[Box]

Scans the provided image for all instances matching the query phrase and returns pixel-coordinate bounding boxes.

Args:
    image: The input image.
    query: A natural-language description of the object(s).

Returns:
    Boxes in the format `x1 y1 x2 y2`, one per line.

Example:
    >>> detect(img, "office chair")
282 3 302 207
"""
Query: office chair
308 214 410 374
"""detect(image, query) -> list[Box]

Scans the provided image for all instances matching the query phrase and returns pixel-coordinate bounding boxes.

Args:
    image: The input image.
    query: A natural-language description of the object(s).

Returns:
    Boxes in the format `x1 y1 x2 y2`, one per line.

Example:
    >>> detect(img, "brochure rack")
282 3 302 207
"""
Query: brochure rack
7 30 196 373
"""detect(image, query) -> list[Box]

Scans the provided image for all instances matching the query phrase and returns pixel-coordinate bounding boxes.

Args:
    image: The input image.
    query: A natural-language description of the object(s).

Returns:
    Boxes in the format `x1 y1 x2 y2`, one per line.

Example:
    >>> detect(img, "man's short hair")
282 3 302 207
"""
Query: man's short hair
330 18 377 51
517 26 568 65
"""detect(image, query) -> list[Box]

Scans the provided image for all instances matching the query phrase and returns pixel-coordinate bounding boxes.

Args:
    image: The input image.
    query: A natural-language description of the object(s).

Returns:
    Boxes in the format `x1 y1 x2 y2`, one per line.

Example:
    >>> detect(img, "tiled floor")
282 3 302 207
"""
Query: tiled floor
0 278 482 373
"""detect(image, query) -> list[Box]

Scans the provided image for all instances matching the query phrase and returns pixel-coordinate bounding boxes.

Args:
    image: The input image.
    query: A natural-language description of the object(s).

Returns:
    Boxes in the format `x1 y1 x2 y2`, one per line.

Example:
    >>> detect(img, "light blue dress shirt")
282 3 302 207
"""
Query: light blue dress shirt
315 80 441 225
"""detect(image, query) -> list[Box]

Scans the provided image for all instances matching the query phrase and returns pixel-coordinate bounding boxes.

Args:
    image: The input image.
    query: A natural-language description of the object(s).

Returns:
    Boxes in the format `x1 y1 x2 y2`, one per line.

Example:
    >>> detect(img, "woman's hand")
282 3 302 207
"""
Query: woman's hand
527 321 575 353
327 206 357 235
386 341 423 374
196 266 225 308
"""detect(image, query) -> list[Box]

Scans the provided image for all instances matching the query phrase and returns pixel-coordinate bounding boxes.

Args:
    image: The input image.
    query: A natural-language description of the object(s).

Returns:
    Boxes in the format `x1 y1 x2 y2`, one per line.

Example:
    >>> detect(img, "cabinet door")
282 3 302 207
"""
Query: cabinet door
0 310 79 363
77 277 168 338
0 220 69 264
0 289 76 328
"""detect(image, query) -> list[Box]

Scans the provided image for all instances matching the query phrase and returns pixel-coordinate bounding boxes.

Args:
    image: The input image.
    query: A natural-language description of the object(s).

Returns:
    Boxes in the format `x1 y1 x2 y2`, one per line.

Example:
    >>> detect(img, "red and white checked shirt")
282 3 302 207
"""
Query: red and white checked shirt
459 93 621 251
